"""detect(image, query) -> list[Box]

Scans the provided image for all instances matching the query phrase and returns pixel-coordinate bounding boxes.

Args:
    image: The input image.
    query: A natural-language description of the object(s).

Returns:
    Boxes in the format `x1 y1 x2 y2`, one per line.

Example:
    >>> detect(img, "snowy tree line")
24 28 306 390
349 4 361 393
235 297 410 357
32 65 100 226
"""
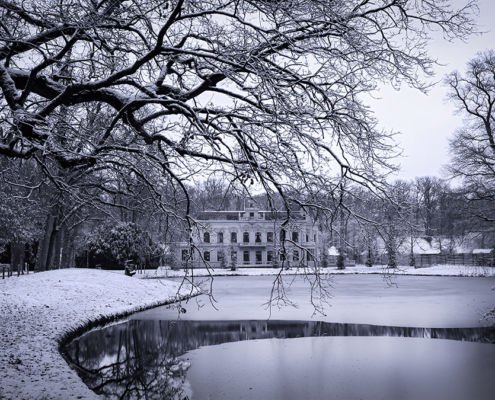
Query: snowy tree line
1 171 493 271
0 0 490 275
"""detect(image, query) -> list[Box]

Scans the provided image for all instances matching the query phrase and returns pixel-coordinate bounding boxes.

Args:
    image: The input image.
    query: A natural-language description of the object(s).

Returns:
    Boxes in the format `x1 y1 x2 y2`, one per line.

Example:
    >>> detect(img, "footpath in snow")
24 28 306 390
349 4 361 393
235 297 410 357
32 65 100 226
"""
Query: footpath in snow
0 269 196 400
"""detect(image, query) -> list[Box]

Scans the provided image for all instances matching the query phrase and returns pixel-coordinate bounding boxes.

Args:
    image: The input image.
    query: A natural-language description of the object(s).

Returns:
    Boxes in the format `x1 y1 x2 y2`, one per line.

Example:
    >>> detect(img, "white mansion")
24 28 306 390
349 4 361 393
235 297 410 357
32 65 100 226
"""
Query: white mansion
178 201 319 268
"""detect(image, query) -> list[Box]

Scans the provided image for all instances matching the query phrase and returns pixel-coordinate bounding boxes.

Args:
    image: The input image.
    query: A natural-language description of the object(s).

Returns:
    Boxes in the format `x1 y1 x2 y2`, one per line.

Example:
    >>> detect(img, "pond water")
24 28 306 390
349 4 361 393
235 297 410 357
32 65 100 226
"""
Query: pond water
64 275 495 399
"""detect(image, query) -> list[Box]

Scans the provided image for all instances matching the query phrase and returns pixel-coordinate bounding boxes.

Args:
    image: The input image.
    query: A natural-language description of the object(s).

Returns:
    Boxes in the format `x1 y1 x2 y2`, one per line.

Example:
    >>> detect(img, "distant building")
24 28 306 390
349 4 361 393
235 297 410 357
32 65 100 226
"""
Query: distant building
177 201 319 268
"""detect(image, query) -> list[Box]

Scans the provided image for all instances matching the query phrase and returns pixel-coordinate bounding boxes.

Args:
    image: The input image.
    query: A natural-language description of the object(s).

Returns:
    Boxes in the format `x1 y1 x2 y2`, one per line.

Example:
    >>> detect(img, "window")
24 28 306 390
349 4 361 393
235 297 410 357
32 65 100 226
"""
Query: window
307 249 315 261
181 249 189 261
243 250 250 263
280 229 286 241
250 212 254 217
255 232 261 243
267 232 273 242
217 251 224 262
259 212 264 219
218 232 224 243
231 232 237 243
306 233 309 242
243 232 250 243
292 231 299 242
204 251 210 262
256 251 262 264
314 234 317 242
293 250 299 261
203 232 210 243
267 250 273 263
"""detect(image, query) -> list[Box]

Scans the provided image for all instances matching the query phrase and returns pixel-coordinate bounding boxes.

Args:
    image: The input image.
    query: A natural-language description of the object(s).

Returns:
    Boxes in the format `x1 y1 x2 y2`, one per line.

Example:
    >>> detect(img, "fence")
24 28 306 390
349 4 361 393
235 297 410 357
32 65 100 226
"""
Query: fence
354 253 494 267
1 263 30 278
1 263 12 279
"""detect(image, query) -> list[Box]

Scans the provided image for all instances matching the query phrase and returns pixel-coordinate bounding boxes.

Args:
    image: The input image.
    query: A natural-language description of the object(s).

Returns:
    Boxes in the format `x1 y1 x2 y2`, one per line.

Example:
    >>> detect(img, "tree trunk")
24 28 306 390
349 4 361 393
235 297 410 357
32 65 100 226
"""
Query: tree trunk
62 223 78 269
10 240 24 275
35 205 58 272
51 224 64 269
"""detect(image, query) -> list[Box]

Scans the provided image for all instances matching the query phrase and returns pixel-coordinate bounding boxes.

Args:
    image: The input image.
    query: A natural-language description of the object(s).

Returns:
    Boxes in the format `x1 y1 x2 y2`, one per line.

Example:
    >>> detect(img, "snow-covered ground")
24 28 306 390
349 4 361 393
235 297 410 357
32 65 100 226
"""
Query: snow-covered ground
0 269 196 400
1 265 494 400
145 263 495 278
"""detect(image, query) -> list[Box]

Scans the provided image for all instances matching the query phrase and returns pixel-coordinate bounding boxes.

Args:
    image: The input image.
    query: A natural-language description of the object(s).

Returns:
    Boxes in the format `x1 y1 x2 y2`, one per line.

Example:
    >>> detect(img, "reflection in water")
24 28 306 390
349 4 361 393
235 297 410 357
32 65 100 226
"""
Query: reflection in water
64 320 495 399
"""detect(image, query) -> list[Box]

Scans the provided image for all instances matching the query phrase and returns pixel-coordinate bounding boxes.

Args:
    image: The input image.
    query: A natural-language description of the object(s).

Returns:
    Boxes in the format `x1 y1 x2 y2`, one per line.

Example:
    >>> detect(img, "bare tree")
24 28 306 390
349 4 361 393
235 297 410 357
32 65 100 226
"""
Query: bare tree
0 0 478 211
445 50 495 225
0 0 479 310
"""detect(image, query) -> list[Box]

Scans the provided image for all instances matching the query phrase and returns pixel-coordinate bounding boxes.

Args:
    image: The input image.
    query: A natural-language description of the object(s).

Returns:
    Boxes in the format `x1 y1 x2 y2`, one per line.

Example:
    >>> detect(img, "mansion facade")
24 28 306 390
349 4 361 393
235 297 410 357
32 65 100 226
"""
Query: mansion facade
178 202 319 268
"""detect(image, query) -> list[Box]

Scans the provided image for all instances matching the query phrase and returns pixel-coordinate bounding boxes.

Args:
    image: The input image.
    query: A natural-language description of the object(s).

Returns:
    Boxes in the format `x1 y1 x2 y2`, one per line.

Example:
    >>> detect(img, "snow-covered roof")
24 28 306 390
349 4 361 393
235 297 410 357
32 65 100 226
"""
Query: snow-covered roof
472 249 493 254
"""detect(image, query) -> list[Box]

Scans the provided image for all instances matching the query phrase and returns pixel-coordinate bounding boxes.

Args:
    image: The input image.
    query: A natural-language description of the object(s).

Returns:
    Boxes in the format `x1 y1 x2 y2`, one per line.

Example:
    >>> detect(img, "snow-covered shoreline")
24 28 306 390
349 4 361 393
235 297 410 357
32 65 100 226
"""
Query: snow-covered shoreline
145 263 495 278
0 269 196 400
1 266 494 400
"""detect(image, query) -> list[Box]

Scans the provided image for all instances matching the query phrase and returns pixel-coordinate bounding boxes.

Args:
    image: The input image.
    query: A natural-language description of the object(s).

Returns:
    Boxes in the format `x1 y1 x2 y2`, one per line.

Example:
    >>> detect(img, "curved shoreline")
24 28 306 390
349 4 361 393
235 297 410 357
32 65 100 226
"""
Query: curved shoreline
1 267 493 399
0 269 196 400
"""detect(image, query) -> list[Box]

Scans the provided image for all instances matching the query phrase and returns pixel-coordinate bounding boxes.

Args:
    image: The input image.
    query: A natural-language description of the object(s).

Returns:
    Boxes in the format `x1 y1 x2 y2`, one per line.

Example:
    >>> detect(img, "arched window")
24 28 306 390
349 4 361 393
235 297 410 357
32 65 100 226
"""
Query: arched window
231 232 237 243
255 232 261 243
218 232 224 243
243 232 250 243
203 232 210 243
204 251 210 262
306 233 309 242
292 232 299 242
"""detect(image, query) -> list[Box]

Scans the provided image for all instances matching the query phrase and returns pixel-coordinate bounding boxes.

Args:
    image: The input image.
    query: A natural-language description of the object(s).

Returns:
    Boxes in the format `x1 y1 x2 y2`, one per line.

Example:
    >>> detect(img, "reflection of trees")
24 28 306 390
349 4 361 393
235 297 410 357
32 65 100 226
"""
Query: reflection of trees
65 320 495 399
65 322 190 400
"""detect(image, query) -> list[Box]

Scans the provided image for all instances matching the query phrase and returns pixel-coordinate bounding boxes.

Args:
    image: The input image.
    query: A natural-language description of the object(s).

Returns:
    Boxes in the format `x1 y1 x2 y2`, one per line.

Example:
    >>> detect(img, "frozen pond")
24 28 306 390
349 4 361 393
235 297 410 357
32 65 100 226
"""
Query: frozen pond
65 275 495 399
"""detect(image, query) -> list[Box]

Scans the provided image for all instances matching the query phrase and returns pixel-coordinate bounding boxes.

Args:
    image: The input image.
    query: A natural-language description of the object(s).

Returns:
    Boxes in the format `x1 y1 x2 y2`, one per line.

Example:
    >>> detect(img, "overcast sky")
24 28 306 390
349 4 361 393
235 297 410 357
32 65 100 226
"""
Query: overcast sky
366 0 495 182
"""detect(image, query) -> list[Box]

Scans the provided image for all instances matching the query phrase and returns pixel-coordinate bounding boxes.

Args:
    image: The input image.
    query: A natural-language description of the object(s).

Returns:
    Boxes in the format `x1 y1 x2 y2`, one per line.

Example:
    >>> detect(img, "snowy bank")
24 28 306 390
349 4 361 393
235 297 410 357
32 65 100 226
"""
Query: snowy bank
146 264 495 279
0 269 196 400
